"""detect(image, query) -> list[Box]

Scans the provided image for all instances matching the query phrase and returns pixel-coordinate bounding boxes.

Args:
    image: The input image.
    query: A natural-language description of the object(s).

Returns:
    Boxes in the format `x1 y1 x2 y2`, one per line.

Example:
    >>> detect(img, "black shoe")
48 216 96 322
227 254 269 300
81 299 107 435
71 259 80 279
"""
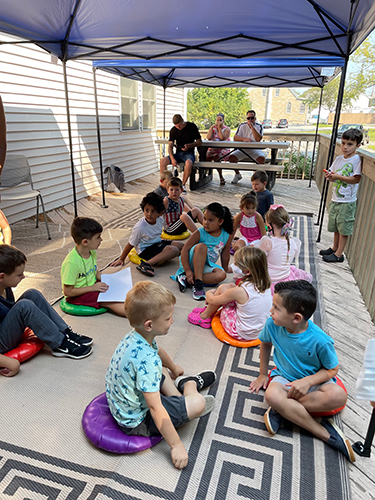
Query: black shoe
52 336 92 359
177 273 188 293
192 280 206 300
320 418 356 462
264 407 284 435
319 247 335 256
63 327 93 346
323 253 344 263
175 370 216 393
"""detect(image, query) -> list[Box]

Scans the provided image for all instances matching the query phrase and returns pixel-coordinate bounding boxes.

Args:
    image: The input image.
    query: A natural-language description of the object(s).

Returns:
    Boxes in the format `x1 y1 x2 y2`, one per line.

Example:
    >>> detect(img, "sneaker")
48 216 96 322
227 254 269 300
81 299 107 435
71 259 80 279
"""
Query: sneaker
200 395 215 417
264 407 284 435
231 173 242 184
52 336 93 359
182 185 187 194
320 417 356 462
319 247 335 256
63 327 93 346
175 370 217 393
177 273 188 293
173 168 179 177
192 280 206 300
323 253 344 263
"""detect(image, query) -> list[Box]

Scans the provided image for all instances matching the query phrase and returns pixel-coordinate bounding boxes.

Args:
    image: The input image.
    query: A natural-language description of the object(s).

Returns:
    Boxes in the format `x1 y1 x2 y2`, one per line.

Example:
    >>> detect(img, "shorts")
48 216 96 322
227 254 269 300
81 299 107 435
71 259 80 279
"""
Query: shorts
220 301 244 340
231 149 266 162
164 210 195 236
270 375 335 393
167 151 195 166
119 375 189 437
138 241 172 260
66 290 101 308
327 201 356 236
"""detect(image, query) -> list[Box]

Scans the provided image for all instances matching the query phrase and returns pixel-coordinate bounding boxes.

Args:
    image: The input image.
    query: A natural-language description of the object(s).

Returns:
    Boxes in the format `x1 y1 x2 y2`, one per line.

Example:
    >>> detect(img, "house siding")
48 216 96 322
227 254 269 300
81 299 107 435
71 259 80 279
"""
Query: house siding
0 36 185 223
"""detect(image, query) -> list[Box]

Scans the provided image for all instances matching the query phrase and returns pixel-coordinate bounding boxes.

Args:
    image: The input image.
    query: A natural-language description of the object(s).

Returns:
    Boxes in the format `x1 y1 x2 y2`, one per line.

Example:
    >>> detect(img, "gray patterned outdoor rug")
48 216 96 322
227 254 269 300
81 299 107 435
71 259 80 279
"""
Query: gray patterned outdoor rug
0 216 351 500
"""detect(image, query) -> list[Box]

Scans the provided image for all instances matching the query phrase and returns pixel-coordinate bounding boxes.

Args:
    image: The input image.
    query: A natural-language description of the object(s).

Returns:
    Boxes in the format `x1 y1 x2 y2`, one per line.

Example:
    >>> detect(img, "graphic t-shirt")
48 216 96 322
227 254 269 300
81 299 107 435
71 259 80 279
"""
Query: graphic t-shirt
330 154 362 203
61 247 97 292
169 122 201 153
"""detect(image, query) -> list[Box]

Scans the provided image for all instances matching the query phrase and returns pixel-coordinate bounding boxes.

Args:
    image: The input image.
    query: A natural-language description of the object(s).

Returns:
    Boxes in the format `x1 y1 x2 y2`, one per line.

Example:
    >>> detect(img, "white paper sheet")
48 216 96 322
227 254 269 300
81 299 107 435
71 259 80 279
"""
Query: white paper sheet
98 267 133 302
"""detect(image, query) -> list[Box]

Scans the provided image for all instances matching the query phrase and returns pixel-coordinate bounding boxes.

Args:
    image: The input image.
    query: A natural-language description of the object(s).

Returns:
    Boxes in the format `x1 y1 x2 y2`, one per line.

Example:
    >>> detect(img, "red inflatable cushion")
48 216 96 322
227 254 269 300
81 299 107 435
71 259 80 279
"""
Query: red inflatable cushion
4 328 44 363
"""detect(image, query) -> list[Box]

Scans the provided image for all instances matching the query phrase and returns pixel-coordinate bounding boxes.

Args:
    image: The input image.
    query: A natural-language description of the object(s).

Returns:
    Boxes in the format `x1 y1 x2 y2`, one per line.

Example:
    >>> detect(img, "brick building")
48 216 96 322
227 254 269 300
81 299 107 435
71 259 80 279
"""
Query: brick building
247 88 308 126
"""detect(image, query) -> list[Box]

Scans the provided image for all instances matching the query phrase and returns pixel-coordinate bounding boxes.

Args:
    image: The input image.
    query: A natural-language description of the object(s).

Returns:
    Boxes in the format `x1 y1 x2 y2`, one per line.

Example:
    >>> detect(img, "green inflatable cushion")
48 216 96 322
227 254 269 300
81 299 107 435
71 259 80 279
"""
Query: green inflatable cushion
60 298 108 316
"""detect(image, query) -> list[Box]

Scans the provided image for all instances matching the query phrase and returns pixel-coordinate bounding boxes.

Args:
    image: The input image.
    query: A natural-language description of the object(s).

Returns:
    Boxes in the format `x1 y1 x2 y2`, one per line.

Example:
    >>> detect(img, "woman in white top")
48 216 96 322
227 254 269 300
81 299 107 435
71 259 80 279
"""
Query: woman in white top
188 246 272 341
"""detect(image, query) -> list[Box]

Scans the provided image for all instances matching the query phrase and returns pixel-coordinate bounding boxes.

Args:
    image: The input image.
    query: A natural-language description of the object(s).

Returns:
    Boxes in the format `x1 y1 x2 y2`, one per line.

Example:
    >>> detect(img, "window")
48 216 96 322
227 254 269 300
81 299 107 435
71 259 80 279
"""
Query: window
142 83 156 129
120 79 139 129
286 102 292 114
275 89 280 97
261 88 267 97
299 103 306 114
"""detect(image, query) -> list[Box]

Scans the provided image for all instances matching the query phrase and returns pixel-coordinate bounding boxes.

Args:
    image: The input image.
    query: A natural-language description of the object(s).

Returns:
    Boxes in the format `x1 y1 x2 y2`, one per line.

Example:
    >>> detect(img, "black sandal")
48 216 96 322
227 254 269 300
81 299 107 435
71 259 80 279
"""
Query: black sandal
136 261 155 277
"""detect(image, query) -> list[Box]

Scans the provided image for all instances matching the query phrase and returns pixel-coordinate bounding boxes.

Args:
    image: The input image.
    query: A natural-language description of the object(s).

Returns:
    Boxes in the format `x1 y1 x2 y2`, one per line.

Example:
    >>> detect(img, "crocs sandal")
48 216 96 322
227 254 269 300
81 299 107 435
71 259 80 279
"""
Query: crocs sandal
188 309 212 329
136 261 155 277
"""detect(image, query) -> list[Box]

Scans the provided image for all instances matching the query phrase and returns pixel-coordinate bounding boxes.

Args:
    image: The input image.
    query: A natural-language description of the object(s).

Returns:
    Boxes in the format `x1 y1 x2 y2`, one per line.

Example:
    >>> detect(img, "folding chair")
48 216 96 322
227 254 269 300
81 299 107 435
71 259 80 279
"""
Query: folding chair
0 154 51 239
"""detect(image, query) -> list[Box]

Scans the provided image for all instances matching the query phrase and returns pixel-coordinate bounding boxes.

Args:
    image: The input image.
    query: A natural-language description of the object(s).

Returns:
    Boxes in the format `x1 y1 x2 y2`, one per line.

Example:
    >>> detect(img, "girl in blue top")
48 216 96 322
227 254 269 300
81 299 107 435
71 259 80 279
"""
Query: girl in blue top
173 202 233 301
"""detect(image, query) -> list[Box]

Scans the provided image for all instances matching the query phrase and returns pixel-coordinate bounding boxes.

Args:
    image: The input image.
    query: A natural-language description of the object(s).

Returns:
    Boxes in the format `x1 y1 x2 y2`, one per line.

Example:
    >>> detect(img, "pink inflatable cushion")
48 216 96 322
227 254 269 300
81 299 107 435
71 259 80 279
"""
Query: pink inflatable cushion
82 393 163 454
4 328 44 363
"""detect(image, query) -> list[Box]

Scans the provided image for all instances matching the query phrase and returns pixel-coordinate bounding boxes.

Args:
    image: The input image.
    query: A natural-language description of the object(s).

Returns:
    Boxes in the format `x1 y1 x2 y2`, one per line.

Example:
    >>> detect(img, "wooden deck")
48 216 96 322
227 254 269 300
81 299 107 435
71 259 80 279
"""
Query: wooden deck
12 170 375 499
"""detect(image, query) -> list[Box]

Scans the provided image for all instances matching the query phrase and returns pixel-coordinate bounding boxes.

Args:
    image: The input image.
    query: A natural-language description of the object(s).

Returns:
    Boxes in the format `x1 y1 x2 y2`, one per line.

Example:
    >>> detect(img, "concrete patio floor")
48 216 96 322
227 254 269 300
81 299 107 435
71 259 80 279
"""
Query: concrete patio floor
8 170 375 499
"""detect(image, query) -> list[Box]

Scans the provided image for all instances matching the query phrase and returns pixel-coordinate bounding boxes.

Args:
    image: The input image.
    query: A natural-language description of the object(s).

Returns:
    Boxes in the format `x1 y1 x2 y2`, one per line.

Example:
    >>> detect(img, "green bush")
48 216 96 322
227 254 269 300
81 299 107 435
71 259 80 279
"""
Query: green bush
282 146 317 177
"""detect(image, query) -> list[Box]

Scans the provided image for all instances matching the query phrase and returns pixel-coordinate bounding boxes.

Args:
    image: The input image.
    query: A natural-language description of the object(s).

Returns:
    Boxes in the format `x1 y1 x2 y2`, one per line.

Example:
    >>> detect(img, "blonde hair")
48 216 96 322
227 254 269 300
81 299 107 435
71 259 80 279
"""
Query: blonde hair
125 281 176 326
160 171 173 182
265 206 291 258
234 246 271 293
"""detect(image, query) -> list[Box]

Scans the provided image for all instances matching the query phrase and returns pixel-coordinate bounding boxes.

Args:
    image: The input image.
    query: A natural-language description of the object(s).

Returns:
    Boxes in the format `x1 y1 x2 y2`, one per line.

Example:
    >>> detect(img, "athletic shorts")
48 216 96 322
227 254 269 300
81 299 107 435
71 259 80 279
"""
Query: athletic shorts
327 201 357 236
270 375 335 393
138 241 172 260
164 210 195 236
66 290 101 308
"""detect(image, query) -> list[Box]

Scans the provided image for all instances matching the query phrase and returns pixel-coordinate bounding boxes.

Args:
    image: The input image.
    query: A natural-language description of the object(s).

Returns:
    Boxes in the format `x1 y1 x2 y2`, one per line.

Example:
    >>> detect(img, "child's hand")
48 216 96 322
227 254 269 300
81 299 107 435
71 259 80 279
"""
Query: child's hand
171 442 188 469
249 374 268 394
170 364 184 379
0 357 20 377
110 258 124 267
93 282 109 293
186 270 194 285
286 379 310 400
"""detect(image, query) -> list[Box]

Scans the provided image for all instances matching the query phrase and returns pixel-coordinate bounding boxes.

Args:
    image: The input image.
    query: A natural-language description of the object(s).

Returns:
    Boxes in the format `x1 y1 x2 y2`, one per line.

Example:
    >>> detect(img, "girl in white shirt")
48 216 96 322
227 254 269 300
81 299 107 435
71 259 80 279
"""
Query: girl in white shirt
188 246 272 341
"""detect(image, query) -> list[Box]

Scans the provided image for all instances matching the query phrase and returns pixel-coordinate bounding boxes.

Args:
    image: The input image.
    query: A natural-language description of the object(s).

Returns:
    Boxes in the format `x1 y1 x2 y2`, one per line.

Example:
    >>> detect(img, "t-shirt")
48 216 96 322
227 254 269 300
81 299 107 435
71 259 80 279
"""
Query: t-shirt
259 317 339 381
153 185 168 198
169 122 201 153
61 247 97 292
235 121 263 142
330 154 362 203
105 329 162 428
129 216 164 254
0 287 15 323
256 189 274 218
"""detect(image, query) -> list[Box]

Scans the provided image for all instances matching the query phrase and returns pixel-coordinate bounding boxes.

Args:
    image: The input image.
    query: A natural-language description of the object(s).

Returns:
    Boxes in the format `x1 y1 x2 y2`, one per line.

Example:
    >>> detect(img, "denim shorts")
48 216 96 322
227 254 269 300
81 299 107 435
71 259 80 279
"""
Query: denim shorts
119 375 189 437
168 151 195 166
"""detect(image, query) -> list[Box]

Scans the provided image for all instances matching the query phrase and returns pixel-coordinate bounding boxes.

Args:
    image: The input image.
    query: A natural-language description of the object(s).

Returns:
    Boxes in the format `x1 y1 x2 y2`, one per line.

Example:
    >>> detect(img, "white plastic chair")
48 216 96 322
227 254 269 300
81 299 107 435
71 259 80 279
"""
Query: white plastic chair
0 154 51 239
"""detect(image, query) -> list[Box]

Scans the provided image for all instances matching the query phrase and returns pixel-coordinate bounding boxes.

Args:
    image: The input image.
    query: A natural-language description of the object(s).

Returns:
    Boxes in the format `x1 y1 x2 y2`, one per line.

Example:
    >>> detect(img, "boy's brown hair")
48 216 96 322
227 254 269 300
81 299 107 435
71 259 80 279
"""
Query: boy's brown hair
167 177 183 189
251 170 268 184
160 171 173 182
0 244 27 275
71 217 103 245
125 281 176 327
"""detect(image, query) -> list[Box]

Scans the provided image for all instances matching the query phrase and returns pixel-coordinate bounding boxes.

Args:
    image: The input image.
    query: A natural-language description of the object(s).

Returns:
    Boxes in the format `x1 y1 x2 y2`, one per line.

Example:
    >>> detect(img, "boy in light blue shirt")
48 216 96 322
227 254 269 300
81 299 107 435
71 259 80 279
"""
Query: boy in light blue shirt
250 280 355 462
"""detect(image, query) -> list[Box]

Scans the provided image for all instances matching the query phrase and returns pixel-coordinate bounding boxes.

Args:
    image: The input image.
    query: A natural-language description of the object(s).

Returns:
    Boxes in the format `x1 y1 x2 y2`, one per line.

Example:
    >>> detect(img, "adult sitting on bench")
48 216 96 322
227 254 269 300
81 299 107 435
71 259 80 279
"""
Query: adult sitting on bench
160 114 202 194
229 109 265 184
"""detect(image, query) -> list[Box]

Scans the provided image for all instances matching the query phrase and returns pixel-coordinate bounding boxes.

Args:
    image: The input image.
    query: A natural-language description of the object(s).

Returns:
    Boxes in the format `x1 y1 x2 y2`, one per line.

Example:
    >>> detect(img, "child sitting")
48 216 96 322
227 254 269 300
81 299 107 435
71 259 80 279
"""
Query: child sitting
251 170 274 219
0 245 93 363
61 217 126 316
173 202 233 301
0 209 11 245
231 192 267 253
110 192 183 277
154 170 173 199
105 281 216 470
163 177 203 235
188 246 272 341
252 205 312 293
250 280 355 462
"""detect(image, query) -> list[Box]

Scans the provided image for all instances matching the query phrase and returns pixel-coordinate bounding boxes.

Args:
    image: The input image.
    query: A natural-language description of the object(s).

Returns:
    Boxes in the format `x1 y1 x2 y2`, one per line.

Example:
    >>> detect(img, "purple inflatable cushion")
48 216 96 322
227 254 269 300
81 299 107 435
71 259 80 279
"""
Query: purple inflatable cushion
82 393 163 454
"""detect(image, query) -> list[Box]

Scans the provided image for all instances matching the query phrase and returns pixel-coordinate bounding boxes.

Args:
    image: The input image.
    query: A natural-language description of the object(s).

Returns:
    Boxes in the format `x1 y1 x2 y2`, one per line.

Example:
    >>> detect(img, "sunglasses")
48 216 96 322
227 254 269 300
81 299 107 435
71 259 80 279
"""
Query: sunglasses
247 116 255 120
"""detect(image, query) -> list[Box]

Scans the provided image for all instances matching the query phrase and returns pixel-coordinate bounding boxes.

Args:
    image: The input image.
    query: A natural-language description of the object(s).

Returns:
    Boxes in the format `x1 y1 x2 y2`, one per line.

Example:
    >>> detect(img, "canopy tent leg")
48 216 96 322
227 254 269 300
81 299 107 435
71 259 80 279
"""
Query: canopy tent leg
309 86 324 188
63 61 78 218
93 67 108 208
163 84 166 157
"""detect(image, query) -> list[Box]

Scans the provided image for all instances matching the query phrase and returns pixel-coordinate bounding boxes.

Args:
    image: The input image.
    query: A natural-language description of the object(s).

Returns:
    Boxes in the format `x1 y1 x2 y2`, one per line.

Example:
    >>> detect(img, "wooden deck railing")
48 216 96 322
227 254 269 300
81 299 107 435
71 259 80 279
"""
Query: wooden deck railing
315 134 375 323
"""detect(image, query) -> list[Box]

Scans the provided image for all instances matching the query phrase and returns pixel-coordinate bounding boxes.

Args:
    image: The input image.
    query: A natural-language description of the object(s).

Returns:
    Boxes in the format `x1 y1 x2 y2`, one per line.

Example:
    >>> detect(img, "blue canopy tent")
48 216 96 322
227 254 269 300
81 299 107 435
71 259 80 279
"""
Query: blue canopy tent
0 0 374 227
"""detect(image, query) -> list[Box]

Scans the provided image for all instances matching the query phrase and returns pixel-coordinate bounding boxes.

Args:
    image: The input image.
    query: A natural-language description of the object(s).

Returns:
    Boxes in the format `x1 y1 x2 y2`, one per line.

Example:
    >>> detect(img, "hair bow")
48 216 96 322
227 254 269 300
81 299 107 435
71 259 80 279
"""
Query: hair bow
281 218 294 236
270 204 284 210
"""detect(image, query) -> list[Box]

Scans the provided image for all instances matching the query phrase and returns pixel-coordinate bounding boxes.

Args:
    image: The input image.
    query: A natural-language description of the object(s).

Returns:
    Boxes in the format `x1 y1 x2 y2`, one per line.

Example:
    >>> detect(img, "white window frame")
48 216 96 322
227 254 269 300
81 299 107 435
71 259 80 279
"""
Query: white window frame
275 88 280 97
120 78 156 131
299 103 306 114
286 102 292 114
261 88 267 97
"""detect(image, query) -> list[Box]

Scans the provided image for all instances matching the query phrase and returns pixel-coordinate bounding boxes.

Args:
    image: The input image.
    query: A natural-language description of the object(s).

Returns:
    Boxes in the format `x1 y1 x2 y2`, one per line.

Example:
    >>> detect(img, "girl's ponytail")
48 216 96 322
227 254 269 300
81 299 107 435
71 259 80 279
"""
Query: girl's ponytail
206 202 234 234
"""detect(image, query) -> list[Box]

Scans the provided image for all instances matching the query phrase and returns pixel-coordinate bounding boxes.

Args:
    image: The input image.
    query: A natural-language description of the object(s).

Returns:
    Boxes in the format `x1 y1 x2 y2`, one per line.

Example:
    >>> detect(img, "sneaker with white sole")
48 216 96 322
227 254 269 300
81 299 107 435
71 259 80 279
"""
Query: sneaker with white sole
52 336 92 359
173 168 179 177
320 417 356 462
192 280 206 300
182 185 187 194
175 370 216 393
63 327 93 346
231 173 242 184
200 395 215 417
264 407 284 435
177 273 188 293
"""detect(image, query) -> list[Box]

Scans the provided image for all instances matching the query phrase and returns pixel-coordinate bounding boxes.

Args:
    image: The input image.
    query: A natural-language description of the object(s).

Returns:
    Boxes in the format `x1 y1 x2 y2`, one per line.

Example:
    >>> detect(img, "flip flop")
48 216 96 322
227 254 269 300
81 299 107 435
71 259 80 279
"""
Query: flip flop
136 261 155 277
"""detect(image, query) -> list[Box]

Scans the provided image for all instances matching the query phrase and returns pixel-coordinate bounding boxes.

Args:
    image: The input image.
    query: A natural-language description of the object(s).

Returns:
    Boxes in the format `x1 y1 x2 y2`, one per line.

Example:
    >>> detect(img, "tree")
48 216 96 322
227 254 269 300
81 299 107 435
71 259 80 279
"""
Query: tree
187 88 251 129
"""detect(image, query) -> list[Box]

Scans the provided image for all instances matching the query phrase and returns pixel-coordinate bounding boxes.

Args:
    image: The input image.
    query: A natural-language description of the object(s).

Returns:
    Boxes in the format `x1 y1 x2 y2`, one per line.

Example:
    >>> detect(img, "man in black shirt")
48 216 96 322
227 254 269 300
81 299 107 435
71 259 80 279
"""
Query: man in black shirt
160 114 202 193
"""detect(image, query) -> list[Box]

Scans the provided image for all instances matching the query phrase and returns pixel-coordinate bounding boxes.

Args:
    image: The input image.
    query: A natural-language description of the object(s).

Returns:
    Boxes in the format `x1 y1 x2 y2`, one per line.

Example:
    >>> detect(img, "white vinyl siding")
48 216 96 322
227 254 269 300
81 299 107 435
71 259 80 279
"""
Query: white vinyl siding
0 35 185 223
